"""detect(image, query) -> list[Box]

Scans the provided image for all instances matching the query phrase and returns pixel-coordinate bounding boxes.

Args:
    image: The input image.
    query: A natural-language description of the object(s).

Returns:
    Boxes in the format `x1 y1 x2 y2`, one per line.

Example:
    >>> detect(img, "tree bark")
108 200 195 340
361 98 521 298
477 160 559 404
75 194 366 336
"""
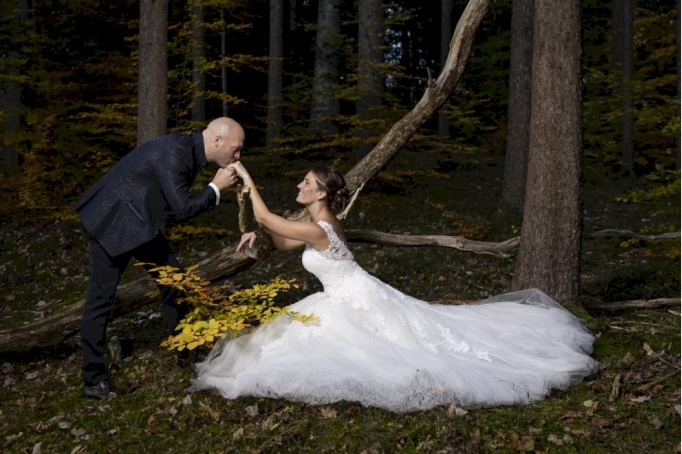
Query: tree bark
309 0 340 135
137 0 168 145
266 0 284 149
438 0 452 140
512 0 583 304
353 0 384 161
0 0 492 354
501 0 533 215
191 1 206 130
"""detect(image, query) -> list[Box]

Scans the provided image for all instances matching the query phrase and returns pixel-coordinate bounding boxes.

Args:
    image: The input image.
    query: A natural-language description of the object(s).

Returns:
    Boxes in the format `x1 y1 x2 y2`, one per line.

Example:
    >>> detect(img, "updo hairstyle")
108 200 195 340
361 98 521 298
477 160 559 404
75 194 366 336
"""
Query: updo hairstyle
311 166 350 215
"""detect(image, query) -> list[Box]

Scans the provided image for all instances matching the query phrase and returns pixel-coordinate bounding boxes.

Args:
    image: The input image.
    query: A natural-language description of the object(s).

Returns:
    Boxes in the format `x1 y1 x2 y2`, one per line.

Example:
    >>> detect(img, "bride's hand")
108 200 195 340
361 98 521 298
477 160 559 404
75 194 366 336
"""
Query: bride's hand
228 161 252 185
236 231 257 254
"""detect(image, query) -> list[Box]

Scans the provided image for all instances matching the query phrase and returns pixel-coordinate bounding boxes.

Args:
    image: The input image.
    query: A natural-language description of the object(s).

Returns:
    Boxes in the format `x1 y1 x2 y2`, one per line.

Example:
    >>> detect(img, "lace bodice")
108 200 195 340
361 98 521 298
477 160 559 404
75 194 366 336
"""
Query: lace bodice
302 221 357 294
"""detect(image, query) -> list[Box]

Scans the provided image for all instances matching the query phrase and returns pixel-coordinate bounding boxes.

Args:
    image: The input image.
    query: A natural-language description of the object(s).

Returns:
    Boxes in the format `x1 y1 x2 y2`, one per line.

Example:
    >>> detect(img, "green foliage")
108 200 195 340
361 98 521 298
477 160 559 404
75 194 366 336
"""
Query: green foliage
583 1 678 172
147 264 316 351
614 169 680 205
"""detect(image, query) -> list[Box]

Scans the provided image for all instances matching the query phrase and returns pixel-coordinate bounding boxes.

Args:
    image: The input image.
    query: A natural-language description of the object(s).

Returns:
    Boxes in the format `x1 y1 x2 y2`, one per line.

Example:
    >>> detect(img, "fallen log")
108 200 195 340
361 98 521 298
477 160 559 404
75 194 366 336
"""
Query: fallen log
584 297 681 312
0 245 263 354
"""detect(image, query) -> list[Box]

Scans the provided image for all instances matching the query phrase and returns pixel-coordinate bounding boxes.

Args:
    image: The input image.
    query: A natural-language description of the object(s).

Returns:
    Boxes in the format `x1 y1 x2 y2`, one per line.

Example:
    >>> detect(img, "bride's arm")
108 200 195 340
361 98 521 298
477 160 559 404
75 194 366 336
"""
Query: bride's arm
229 162 327 248
263 226 305 250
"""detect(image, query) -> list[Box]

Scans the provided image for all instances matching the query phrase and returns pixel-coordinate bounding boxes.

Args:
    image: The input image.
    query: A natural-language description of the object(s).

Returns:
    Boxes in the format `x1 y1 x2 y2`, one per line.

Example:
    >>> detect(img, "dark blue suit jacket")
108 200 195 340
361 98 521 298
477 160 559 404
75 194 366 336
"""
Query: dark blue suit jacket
74 133 217 257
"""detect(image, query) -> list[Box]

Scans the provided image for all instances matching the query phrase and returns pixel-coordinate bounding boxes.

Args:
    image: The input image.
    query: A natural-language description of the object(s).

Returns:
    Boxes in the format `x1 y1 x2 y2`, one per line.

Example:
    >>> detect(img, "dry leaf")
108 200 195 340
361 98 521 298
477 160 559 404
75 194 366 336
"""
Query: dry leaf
590 416 611 428
547 434 564 446
650 417 663 430
320 407 337 419
146 415 155 425
643 342 655 357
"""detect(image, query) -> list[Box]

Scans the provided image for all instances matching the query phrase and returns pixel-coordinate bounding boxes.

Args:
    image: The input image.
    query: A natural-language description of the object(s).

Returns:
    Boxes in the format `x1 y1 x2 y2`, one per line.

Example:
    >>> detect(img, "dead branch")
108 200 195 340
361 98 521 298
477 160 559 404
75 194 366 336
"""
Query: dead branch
345 230 520 258
584 298 681 312
589 229 681 241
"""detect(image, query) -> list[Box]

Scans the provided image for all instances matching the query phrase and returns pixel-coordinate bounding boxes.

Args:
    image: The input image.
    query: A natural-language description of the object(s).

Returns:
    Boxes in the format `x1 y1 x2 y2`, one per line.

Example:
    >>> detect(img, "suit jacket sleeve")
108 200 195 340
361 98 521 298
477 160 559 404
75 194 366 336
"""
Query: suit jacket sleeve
155 143 217 221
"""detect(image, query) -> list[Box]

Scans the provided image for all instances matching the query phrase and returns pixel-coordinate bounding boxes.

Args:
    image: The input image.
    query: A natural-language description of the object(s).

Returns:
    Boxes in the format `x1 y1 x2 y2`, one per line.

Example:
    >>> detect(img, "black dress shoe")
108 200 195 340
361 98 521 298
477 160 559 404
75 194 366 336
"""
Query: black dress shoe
82 380 118 399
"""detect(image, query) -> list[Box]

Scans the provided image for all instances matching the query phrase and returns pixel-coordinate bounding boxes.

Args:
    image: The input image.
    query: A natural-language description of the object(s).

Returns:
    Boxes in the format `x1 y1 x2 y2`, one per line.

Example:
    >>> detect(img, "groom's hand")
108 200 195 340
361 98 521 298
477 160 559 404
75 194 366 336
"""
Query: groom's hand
212 166 238 191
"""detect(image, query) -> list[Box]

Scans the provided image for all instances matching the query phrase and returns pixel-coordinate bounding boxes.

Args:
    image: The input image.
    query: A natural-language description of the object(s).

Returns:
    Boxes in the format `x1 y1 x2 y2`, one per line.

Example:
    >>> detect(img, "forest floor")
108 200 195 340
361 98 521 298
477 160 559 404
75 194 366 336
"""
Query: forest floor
0 148 680 453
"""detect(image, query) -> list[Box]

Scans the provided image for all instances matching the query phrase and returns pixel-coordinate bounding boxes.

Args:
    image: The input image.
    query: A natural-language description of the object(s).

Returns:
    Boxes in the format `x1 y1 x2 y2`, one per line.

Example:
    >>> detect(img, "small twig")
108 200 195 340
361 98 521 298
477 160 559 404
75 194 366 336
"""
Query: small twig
621 320 679 330
452 273 486 291
637 370 679 391
337 182 365 221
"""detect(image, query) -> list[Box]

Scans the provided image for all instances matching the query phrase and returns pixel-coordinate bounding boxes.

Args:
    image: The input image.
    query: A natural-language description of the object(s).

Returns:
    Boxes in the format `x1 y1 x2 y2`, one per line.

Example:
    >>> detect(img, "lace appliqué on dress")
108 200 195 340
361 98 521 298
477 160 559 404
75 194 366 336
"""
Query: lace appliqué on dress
308 220 354 261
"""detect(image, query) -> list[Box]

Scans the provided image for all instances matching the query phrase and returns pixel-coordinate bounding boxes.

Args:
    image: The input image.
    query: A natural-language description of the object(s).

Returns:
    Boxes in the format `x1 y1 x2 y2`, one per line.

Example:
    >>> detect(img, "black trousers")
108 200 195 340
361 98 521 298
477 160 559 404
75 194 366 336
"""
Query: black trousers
81 234 188 386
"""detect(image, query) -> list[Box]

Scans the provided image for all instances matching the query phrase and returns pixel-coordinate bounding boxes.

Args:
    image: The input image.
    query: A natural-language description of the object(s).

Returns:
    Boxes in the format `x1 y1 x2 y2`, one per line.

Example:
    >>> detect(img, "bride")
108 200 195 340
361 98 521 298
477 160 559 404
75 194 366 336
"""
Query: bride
191 162 598 412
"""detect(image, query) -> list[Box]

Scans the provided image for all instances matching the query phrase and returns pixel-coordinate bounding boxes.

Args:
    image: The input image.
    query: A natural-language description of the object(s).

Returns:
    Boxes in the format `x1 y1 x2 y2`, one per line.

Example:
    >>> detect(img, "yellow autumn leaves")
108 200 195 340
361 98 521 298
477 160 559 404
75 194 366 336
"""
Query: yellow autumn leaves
144 264 317 351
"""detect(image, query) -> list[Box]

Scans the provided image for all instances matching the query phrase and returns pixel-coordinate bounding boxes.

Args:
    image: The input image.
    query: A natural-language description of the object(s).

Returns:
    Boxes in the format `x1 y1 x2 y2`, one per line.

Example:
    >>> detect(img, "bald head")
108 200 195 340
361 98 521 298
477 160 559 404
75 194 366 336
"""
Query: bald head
203 117 245 168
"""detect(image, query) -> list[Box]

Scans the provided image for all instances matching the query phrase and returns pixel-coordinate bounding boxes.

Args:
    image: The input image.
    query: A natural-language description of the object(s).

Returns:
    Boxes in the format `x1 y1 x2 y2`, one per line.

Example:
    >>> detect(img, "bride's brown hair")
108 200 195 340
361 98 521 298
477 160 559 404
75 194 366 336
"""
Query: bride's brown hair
311 166 350 215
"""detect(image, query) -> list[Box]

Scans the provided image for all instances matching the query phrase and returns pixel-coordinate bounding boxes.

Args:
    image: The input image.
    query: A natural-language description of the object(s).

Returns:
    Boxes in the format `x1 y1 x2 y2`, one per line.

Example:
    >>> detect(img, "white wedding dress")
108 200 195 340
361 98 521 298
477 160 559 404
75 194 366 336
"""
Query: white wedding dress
192 221 598 412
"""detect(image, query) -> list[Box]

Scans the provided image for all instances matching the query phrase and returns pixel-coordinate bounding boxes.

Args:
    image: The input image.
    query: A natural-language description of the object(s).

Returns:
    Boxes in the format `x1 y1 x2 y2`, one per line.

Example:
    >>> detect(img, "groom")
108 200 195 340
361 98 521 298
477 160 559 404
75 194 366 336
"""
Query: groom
74 117 245 399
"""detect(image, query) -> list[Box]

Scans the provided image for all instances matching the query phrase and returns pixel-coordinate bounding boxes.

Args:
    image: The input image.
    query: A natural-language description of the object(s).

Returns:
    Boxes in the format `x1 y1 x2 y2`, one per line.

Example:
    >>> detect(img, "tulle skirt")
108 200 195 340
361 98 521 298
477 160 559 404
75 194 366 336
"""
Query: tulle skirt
192 279 597 413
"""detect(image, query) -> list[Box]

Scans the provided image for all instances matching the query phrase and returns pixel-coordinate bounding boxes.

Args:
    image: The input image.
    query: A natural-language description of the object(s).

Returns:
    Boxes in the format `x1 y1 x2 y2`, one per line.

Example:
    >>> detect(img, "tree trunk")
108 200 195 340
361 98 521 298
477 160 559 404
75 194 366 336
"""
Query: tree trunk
220 8 229 117
612 0 635 174
137 0 168 145
438 0 452 140
675 1 682 170
266 0 284 149
0 0 492 354
309 0 340 136
501 0 533 215
191 1 206 130
2 0 27 177
353 0 384 161
512 0 583 304
289 0 297 32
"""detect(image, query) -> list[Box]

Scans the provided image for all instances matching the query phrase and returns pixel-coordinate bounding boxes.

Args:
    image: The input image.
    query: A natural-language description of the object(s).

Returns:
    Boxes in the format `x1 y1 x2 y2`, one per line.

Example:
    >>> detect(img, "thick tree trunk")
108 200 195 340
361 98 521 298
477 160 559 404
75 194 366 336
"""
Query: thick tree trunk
512 0 583 304
438 0 452 139
266 0 284 149
191 1 206 130
309 0 340 135
0 0 492 354
501 0 533 215
137 0 168 145
353 0 384 161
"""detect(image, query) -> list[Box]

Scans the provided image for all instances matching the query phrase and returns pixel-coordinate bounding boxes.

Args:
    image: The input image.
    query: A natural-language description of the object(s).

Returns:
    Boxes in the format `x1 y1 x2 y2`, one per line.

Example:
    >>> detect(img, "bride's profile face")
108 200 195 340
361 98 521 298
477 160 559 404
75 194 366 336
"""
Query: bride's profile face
296 171 324 205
